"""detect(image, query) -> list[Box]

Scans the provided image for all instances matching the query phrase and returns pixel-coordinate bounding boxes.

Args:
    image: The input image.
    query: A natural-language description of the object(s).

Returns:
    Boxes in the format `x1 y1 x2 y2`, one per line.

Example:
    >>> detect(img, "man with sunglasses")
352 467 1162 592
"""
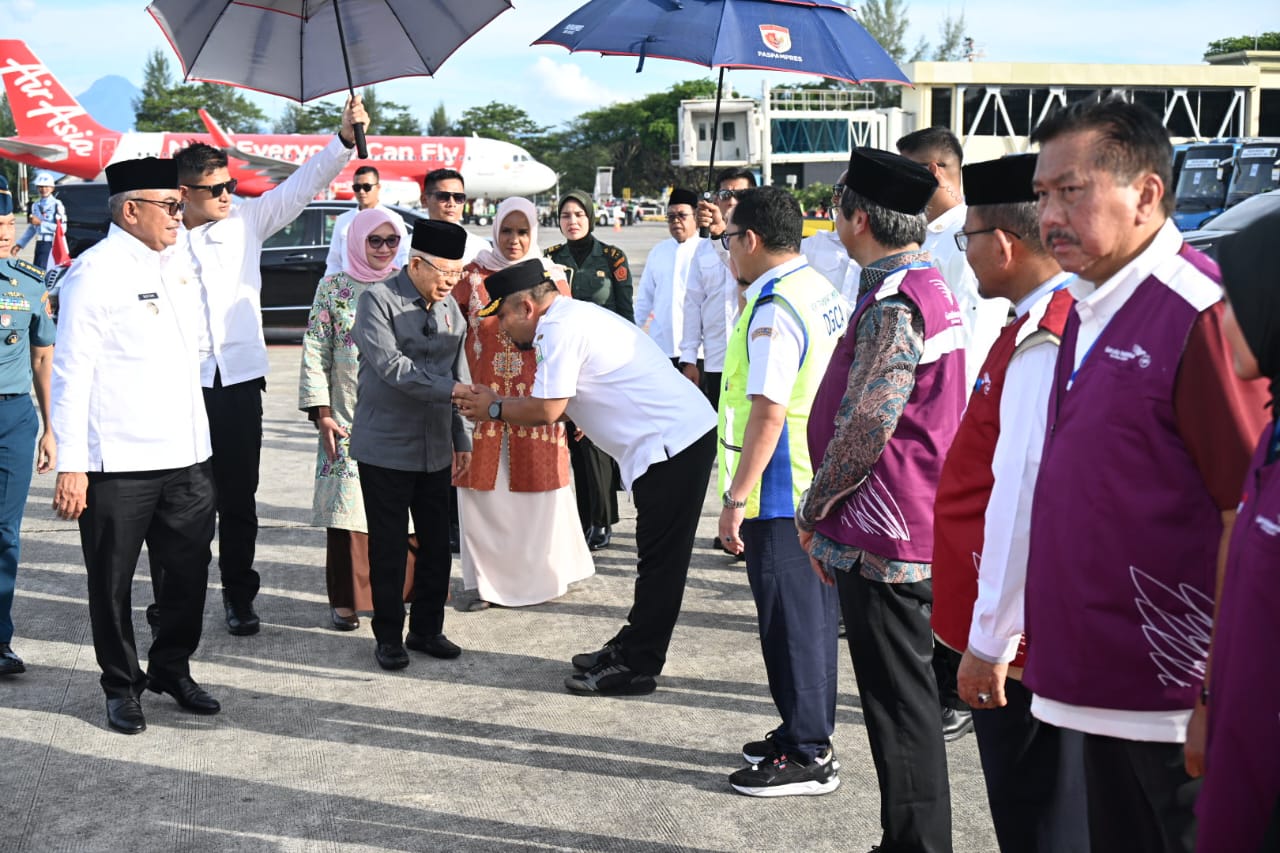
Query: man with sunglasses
636 188 702 366
52 158 218 735
324 166 409 276
172 96 369 638
421 168 489 264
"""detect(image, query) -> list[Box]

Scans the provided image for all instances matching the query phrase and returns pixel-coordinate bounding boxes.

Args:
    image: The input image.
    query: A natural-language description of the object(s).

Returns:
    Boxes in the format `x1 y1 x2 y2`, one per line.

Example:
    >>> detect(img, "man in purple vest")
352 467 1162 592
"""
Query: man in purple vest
1026 98 1270 852
799 148 967 853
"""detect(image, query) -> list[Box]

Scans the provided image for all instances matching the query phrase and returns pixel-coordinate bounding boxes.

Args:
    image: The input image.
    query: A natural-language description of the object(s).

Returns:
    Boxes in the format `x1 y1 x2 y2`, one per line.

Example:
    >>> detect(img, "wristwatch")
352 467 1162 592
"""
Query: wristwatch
722 490 746 509
487 400 503 421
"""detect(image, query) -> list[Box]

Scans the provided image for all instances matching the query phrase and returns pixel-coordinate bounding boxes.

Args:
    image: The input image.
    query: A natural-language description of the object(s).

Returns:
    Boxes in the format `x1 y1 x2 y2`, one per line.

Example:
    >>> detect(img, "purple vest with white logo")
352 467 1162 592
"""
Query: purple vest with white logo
1024 259 1221 712
807 265 966 563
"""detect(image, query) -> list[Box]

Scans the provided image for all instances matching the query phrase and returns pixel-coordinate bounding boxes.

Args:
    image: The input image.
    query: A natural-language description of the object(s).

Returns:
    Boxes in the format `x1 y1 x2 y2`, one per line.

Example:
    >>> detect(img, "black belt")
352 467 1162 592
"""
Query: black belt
0 393 27 400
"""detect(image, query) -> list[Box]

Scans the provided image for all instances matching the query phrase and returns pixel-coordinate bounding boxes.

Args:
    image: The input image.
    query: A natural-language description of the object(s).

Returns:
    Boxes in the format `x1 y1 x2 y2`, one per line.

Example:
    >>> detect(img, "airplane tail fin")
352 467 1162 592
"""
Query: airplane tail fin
0 39 113 142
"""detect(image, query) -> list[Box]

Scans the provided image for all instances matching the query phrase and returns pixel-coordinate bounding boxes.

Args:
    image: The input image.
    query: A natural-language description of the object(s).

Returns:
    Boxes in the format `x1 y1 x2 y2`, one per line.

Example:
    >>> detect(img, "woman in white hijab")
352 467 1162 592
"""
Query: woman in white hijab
452 198 594 609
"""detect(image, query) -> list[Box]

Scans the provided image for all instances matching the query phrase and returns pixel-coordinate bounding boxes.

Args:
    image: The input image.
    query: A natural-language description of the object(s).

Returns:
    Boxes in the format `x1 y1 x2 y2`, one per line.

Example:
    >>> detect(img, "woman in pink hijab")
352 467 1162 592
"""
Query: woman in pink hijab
299 208 415 630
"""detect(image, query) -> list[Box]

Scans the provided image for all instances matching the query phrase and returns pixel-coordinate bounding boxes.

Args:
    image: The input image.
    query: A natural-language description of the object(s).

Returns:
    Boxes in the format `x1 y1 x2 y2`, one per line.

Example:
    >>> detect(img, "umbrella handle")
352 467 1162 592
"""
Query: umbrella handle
353 122 369 159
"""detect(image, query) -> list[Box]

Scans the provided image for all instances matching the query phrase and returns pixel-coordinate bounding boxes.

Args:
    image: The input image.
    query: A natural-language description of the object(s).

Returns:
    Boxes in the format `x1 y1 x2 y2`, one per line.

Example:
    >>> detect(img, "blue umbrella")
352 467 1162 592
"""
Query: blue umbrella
534 0 909 194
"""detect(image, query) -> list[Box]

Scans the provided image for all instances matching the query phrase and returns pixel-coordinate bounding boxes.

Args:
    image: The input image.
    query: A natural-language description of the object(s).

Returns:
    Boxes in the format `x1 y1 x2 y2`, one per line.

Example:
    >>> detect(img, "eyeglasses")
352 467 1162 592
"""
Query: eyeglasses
418 256 465 281
366 234 401 249
831 183 846 201
719 230 747 250
429 191 467 204
954 226 1021 252
352 182 378 193
666 212 691 222
131 197 185 216
184 178 238 198
715 189 746 202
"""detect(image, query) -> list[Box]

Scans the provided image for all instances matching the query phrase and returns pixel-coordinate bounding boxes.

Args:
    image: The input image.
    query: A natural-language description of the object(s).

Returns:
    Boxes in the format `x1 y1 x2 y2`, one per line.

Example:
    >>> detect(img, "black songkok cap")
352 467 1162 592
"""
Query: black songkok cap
105 157 178 195
668 187 698 208
963 154 1038 207
411 219 467 259
0 175 11 216
845 148 937 215
477 258 553 318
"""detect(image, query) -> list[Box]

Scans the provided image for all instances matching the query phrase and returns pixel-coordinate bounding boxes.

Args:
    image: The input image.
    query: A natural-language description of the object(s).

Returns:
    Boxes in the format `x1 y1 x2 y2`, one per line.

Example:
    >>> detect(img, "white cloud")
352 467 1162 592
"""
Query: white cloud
526 56 623 108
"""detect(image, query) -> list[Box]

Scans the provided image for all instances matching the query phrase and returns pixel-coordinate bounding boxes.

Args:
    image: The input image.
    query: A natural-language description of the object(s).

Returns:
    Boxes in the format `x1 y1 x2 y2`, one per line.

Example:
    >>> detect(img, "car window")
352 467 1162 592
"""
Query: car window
322 210 344 245
263 209 315 249
1200 192 1280 231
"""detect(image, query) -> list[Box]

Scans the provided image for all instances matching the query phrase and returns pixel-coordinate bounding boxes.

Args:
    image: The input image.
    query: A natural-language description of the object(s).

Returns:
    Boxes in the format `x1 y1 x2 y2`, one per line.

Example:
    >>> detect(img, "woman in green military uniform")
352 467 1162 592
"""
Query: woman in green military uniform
544 190 631 550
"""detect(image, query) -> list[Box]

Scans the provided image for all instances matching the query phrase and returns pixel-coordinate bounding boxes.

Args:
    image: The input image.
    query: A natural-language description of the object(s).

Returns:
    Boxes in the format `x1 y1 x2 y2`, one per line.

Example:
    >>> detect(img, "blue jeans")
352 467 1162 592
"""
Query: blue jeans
0 397 38 644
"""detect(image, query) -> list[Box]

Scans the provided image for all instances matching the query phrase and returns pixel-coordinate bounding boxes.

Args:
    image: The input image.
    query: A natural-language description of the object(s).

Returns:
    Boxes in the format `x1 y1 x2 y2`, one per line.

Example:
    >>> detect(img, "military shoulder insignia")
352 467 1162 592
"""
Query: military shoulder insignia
545 243 564 256
10 259 45 283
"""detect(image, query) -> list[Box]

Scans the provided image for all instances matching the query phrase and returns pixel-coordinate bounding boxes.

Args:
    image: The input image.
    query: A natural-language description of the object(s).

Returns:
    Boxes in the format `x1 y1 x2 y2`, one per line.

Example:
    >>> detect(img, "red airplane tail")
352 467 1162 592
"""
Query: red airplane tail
0 39 114 156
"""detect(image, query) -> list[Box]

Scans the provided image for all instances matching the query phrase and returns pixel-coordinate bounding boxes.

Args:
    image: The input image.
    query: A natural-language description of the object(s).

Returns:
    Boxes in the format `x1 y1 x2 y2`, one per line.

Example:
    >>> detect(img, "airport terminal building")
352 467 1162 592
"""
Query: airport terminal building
673 51 1280 187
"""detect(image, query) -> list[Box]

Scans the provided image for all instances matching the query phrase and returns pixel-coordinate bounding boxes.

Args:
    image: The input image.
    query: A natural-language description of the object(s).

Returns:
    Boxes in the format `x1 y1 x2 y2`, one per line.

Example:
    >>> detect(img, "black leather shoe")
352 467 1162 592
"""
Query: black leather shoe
147 674 221 715
224 599 260 636
405 631 461 659
0 642 26 676
587 525 611 551
942 707 973 742
106 697 146 734
374 642 409 670
329 608 359 631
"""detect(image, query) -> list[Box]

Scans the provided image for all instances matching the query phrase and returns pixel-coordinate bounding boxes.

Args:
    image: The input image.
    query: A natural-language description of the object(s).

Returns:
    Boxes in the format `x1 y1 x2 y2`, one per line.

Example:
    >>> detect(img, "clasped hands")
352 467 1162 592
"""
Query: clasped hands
451 382 496 421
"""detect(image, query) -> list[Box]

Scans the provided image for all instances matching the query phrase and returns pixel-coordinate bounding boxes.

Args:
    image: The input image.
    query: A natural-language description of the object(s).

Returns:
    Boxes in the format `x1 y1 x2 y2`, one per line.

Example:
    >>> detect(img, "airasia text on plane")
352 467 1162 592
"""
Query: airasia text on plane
231 139 462 164
0 60 94 157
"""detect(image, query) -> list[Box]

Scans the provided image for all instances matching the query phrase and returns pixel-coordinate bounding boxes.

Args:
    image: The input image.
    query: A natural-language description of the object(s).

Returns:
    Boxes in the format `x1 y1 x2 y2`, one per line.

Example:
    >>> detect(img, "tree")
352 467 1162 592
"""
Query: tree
272 100 341 134
453 102 549 145
427 102 451 137
853 0 928 107
1205 32 1280 56
133 49 266 133
359 86 422 136
933 12 968 61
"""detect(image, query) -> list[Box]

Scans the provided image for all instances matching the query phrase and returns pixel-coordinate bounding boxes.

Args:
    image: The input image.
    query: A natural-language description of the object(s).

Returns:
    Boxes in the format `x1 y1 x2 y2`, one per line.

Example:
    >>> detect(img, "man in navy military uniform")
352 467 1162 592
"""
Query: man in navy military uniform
0 175 57 676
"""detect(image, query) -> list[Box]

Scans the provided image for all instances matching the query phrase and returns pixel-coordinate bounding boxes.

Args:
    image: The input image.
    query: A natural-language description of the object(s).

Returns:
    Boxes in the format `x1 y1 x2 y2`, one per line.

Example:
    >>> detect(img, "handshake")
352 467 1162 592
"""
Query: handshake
451 382 497 421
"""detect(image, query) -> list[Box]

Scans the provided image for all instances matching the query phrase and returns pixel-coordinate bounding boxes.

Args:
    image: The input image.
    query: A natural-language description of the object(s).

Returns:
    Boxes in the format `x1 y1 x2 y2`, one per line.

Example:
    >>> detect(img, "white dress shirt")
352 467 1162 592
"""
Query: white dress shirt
923 204 1010 394
967 272 1074 666
52 224 210 472
533 297 716 491
183 135 352 387
801 229 861 302
324 204 410 275
678 239 738 371
634 236 703 358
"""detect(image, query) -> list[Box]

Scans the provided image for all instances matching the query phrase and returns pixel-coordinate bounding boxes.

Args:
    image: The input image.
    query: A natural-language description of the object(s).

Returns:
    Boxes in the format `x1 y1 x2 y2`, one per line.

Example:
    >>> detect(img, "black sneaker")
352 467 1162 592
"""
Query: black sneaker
571 643 620 672
564 659 656 696
729 748 841 797
742 730 778 764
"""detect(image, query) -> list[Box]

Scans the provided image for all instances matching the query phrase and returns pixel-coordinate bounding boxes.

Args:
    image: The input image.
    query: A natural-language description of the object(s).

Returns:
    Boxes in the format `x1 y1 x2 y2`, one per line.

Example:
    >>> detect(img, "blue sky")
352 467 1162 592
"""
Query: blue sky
8 0 1277 131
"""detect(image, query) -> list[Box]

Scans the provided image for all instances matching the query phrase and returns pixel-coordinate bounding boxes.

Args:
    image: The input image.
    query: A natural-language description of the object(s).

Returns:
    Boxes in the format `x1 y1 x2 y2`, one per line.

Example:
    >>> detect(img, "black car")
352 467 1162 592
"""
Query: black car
55 195 431 332
1182 189 1280 260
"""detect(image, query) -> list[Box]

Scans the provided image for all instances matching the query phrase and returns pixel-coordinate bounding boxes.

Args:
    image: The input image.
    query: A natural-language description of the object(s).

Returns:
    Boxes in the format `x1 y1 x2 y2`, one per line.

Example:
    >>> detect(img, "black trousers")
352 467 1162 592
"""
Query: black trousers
972 677 1090 853
357 462 452 645
742 516 839 761
608 428 715 676
80 463 215 699
202 374 264 605
837 570 952 853
700 370 721 413
568 434 619 530
1082 733 1200 853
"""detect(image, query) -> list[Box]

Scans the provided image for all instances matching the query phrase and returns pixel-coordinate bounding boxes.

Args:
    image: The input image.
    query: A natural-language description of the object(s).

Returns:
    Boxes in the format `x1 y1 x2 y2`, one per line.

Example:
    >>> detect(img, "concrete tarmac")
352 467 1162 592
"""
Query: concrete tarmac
1 222 999 852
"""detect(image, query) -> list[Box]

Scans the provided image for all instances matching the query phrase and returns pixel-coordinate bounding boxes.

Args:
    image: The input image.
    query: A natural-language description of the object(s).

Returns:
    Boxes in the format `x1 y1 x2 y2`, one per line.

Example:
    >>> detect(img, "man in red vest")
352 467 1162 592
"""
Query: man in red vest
930 154 1089 852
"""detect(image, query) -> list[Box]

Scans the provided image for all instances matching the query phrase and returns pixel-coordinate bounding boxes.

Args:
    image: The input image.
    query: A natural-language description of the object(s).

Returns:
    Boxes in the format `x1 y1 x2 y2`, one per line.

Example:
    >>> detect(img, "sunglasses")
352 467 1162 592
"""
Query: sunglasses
132 197 185 216
352 182 378 192
666 212 691 222
429 191 467 204
366 234 401 249
184 178 238 197
715 189 746 201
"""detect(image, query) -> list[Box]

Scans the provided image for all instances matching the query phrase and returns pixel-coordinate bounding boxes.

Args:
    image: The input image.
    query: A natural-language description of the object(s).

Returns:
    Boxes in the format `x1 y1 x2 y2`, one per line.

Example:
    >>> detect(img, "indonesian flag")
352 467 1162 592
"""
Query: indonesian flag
51 217 70 268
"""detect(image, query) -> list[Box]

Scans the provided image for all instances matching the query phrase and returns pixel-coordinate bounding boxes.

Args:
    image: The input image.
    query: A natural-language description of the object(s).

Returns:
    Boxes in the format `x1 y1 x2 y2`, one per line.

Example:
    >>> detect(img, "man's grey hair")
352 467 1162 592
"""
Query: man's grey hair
973 202 1046 254
108 191 139 224
840 188 927 248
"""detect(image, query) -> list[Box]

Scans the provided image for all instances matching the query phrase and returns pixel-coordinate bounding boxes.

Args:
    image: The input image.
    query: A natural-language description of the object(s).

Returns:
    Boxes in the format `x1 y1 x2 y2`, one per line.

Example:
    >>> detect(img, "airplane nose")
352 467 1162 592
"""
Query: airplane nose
530 163 556 194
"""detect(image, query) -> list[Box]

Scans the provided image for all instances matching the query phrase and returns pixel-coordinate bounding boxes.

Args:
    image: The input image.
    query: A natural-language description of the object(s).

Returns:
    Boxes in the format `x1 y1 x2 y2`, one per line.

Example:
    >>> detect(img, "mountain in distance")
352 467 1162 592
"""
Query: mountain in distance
76 75 141 132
